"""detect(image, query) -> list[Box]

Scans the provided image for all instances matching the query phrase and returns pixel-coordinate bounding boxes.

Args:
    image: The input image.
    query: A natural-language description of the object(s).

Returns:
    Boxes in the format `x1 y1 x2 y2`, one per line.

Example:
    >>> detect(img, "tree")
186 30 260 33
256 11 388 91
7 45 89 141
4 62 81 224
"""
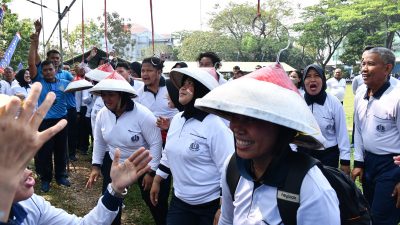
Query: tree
0 5 33 70
294 0 356 69
98 12 135 59
177 31 236 61
209 1 293 61
338 0 400 49
62 20 101 60
141 43 174 61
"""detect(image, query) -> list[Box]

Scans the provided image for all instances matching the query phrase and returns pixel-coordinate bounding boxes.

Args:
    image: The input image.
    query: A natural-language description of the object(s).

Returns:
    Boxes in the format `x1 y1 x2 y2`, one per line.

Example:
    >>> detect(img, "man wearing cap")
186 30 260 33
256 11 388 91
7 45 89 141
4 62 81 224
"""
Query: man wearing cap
352 47 400 225
326 68 346 104
0 66 19 95
195 64 339 224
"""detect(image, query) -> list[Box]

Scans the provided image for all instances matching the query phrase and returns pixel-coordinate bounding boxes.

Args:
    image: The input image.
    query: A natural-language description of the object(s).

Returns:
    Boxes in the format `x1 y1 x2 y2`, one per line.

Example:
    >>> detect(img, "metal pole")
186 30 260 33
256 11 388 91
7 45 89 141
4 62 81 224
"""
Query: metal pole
40 0 45 57
57 0 63 65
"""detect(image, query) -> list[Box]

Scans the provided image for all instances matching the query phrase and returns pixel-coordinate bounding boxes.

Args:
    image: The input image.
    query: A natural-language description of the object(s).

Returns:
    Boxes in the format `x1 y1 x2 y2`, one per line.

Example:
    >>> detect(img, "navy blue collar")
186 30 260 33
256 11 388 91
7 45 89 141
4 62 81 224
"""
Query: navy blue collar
363 81 390 100
7 202 27 224
181 108 208 122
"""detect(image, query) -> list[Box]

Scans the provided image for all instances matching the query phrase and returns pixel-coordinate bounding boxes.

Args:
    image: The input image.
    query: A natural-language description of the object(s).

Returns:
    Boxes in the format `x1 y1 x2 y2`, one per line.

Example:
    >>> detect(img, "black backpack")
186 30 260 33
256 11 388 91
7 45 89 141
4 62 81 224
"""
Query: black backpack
226 152 372 225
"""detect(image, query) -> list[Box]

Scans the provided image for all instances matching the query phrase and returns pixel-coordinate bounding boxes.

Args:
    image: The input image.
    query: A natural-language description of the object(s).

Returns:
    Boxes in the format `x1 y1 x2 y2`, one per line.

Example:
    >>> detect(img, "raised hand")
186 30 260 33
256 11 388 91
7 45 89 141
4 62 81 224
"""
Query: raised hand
34 19 42 34
0 82 67 179
110 147 152 193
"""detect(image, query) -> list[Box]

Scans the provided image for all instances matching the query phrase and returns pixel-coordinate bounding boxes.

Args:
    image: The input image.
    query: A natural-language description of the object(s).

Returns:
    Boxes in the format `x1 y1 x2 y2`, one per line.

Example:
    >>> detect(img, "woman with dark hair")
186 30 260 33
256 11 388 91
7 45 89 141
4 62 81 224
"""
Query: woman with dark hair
86 71 163 225
300 64 351 173
150 67 234 225
288 70 304 95
11 69 32 100
194 64 340 224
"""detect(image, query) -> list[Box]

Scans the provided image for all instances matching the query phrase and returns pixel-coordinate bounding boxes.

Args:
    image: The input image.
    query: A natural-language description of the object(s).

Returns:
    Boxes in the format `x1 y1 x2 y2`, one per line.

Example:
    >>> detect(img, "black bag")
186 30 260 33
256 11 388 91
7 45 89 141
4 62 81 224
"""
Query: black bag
226 152 371 225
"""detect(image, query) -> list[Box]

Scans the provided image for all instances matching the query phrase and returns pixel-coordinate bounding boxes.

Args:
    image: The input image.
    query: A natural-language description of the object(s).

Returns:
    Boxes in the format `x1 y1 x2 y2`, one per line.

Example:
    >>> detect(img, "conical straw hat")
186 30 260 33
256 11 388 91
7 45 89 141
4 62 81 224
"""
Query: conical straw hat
195 63 325 149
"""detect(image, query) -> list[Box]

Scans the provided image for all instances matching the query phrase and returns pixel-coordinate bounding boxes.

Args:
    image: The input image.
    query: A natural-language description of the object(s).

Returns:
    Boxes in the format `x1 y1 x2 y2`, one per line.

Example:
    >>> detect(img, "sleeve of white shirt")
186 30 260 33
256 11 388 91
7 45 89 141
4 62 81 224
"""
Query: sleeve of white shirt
353 94 365 164
156 148 170 179
140 110 163 171
82 90 92 105
218 156 235 225
92 110 108 165
334 102 351 162
210 118 235 176
352 78 358 95
297 166 340 225
25 194 118 225
75 91 82 112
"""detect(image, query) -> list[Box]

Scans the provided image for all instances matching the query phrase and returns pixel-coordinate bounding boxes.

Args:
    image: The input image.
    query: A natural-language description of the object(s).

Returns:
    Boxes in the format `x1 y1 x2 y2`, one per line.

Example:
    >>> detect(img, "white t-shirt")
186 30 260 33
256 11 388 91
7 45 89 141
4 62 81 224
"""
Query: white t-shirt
326 77 346 102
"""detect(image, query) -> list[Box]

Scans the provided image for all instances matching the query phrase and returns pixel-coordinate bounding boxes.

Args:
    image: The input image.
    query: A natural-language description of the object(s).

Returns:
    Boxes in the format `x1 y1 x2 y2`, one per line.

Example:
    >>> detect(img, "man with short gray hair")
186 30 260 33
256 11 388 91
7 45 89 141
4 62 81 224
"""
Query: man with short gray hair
352 47 400 225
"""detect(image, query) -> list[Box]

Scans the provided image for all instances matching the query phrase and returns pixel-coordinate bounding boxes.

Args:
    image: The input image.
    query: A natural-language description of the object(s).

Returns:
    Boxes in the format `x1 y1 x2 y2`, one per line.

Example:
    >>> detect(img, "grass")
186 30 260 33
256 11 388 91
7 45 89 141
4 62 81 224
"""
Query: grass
343 84 355 131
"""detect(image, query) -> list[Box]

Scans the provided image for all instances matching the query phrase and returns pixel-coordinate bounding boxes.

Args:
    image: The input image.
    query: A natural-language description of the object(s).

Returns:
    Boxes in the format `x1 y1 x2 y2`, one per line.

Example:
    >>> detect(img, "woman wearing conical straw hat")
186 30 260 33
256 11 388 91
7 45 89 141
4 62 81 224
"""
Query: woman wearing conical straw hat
195 64 340 225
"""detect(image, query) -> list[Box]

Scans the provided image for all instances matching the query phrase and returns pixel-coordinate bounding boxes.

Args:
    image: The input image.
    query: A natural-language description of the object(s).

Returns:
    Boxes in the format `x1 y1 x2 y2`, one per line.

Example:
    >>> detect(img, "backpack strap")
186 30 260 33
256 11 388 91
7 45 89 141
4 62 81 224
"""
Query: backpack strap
277 152 318 225
226 154 240 201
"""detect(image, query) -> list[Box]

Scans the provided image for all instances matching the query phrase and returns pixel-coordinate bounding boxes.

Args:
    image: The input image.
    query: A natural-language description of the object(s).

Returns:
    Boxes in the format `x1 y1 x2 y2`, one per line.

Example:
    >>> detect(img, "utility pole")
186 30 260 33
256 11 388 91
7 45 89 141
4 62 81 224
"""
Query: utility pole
57 0 63 64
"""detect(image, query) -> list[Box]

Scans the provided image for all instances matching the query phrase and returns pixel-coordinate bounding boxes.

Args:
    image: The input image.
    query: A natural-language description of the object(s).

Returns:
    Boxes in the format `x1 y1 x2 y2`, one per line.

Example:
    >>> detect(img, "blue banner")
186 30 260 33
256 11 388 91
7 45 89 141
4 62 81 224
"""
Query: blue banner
0 33 21 71
0 5 5 24
17 62 23 71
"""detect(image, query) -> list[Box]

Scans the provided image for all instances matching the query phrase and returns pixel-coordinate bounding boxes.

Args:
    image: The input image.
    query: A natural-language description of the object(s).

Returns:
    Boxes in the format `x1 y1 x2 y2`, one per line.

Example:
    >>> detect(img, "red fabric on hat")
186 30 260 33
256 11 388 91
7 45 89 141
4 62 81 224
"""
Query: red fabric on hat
200 67 219 81
105 71 126 80
72 76 82 81
246 63 300 94
97 63 114 72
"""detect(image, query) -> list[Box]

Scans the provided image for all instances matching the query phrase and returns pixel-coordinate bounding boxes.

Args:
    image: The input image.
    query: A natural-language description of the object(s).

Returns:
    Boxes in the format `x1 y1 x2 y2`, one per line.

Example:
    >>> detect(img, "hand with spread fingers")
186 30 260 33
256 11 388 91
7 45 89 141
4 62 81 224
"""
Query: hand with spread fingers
0 82 67 222
110 147 152 193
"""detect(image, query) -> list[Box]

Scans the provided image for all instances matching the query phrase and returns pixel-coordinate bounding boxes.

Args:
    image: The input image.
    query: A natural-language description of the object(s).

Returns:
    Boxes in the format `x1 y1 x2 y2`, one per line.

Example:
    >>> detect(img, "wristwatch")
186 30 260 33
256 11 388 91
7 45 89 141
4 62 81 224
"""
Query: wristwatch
107 183 128 199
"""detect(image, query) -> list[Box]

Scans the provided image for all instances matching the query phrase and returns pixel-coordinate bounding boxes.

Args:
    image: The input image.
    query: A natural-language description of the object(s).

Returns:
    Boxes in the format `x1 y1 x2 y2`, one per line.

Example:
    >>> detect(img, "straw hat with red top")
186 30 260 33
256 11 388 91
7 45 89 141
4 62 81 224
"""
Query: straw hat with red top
89 71 137 98
195 63 325 149
85 63 114 82
64 76 93 93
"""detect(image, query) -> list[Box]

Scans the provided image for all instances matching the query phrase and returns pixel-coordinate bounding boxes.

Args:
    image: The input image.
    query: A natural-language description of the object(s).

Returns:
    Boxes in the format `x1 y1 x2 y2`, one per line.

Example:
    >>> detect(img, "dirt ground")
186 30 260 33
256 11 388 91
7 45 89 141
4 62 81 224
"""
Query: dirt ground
33 153 144 224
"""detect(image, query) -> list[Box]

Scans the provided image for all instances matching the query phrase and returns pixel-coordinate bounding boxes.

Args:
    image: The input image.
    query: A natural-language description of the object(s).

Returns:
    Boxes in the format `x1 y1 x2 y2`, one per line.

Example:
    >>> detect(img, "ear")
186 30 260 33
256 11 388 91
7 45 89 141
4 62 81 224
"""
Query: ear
385 63 394 75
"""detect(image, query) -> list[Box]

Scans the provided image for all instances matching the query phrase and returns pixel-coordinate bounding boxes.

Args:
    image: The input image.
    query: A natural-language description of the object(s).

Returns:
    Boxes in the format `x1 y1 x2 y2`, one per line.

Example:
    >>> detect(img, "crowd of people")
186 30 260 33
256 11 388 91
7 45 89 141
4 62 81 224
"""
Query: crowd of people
0 20 399 225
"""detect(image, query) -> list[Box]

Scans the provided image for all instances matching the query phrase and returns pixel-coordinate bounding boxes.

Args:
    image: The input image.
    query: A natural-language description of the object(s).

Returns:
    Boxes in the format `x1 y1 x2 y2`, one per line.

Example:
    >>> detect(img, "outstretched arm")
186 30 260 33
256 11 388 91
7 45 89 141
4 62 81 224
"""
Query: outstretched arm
0 83 67 222
28 20 42 81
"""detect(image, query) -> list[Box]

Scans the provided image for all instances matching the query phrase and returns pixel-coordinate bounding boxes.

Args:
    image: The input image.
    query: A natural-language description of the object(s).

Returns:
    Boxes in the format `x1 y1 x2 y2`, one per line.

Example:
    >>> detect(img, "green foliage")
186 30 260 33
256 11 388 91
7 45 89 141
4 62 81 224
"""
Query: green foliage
62 20 101 60
294 0 356 69
98 12 135 59
0 7 33 70
207 1 293 62
177 31 236 61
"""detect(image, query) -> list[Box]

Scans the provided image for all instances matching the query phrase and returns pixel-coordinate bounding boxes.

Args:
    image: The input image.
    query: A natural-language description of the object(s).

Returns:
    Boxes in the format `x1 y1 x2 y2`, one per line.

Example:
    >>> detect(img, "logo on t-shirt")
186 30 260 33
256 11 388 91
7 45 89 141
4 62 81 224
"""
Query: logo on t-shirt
131 135 140 142
189 141 200 151
376 124 385 133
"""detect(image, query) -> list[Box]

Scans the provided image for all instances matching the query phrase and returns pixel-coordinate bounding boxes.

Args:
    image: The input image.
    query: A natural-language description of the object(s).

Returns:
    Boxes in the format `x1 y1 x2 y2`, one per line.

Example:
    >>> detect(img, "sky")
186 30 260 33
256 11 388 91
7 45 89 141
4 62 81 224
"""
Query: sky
8 0 317 43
